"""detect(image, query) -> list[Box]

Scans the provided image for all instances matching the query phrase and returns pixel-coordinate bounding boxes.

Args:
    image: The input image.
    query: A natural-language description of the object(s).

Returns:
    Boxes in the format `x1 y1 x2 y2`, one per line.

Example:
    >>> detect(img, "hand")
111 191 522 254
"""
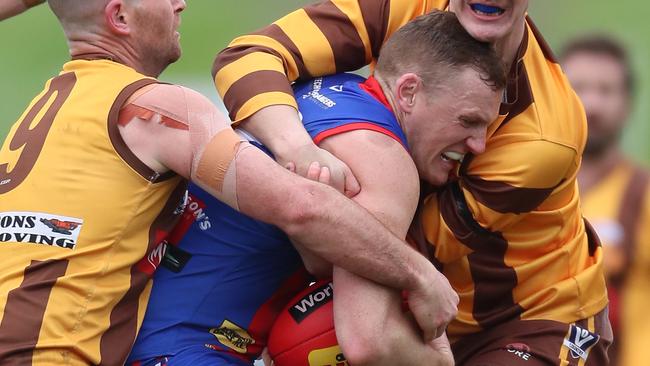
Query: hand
429 332 454 366
280 143 360 197
407 269 459 342
261 348 274 366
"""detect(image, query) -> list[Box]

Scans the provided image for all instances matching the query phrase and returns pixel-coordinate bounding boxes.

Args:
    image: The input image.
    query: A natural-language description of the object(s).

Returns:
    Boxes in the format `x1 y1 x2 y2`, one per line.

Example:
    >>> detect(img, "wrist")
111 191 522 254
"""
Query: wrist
407 253 436 292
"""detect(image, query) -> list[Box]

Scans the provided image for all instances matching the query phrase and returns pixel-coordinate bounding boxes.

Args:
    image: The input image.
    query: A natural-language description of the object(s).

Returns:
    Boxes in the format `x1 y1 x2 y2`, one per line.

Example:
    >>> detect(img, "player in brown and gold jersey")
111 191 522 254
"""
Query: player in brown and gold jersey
214 0 611 365
562 34 650 366
0 1 460 364
0 0 44 21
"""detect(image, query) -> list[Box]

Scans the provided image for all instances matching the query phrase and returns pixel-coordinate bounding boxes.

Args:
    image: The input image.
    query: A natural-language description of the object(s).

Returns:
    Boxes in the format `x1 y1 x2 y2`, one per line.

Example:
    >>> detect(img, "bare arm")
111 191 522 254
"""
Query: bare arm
312 130 456 365
239 105 360 197
0 0 44 21
212 1 439 197
117 84 446 332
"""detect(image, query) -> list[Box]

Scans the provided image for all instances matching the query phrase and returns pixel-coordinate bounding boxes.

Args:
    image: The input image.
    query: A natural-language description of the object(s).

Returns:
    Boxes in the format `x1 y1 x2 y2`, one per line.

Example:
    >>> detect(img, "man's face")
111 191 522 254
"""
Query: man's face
563 52 630 156
449 0 529 43
404 68 502 186
131 0 185 73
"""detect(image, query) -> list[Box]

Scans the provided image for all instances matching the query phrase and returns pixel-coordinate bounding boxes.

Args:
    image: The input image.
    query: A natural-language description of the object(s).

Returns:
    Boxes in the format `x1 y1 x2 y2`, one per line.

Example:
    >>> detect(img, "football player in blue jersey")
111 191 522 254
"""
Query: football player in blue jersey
128 11 505 366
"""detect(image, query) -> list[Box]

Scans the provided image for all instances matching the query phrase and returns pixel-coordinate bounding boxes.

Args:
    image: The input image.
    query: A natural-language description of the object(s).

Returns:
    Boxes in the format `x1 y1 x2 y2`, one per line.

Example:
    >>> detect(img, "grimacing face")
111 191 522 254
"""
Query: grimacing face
403 68 502 186
563 52 630 156
449 0 529 44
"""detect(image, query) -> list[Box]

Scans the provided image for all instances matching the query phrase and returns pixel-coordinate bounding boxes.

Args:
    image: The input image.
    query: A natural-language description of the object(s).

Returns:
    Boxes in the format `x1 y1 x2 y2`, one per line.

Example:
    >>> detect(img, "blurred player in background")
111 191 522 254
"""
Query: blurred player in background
0 0 44 21
128 10 504 366
562 35 650 366
214 0 612 364
0 0 458 364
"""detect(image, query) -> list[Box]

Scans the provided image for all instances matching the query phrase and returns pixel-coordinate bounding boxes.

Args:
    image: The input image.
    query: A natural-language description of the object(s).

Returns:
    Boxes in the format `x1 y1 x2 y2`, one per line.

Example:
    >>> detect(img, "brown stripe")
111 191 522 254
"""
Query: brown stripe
452 315 571 365
98 181 187 365
213 41 308 82
107 78 164 182
617 166 650 276
498 56 534 126
0 259 69 364
583 219 601 257
462 174 558 214
221 70 296 121
304 1 367 73
254 24 311 79
358 0 391 58
438 183 522 329
526 16 558 64
407 196 443 271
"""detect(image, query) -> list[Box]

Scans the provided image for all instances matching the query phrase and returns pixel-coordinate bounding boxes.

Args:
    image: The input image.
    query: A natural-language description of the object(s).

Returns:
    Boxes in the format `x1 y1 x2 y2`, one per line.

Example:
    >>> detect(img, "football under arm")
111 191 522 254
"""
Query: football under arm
315 130 453 365
117 84 443 299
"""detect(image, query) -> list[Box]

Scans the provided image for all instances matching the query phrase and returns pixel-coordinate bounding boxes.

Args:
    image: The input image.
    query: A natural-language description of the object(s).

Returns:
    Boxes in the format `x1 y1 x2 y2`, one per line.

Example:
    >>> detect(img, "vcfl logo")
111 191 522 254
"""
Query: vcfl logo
563 325 600 360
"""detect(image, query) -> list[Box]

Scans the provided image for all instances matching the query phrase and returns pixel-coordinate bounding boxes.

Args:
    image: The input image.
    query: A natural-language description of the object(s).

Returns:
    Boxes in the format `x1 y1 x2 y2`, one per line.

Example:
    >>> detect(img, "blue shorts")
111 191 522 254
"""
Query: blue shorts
130 346 250 366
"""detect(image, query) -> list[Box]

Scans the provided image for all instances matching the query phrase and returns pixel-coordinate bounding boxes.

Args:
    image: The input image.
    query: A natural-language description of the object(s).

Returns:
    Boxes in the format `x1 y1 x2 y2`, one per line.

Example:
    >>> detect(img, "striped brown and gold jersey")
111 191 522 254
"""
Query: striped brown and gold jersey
581 161 650 366
0 60 186 365
213 0 608 339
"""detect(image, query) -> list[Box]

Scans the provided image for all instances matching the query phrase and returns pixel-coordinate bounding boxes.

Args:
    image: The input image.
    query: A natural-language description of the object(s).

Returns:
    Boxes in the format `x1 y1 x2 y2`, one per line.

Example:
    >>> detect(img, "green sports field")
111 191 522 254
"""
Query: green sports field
1 1 648 163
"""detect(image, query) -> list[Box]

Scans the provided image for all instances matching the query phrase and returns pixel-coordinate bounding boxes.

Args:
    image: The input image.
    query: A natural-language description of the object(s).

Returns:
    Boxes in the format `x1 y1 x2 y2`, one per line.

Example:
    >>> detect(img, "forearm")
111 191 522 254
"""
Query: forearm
280 182 434 293
334 267 452 366
238 105 313 159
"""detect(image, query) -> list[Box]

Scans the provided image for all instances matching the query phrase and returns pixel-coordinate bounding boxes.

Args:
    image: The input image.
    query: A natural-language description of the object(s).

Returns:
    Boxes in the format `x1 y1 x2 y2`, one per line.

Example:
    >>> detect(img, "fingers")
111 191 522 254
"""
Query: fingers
429 333 454 366
306 161 322 181
285 161 296 173
342 165 361 198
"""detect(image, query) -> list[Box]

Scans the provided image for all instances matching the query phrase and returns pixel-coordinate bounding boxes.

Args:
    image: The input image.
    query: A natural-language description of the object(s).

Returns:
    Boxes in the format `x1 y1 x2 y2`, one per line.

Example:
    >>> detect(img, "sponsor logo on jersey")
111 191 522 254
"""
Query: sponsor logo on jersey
289 282 333 323
0 211 83 250
308 345 347 366
563 324 600 360
187 193 211 231
209 319 255 354
302 78 336 108
505 343 532 361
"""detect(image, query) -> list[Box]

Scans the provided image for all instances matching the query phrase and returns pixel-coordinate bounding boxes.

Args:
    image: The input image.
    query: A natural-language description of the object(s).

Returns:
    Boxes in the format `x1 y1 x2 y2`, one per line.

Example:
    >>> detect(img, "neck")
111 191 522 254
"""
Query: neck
494 19 527 71
68 34 162 77
578 146 623 194
374 73 405 130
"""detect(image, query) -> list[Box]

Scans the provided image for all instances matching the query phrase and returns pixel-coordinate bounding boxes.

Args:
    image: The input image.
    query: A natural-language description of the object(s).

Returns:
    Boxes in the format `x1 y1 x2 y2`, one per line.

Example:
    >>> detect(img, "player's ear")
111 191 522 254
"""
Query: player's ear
105 0 130 35
394 73 422 114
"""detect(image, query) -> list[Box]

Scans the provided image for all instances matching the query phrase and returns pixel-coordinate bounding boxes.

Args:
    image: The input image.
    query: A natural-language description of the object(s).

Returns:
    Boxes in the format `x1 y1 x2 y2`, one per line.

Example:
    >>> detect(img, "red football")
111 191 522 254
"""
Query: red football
267 279 348 366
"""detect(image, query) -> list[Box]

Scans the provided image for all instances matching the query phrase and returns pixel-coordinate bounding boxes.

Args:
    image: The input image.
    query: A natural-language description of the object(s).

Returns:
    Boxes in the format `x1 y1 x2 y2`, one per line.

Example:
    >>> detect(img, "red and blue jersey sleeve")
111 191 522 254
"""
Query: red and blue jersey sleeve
294 73 409 150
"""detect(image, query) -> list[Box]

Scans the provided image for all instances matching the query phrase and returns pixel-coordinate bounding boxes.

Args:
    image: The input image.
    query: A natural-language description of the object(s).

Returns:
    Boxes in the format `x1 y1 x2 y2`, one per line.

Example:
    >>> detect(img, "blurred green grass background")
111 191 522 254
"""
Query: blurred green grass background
1 1 647 163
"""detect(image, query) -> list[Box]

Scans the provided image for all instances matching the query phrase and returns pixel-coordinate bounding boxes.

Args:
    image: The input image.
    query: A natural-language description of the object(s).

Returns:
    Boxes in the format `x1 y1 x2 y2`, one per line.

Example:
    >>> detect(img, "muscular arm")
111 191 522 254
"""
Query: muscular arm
313 130 456 365
117 84 445 336
0 0 44 21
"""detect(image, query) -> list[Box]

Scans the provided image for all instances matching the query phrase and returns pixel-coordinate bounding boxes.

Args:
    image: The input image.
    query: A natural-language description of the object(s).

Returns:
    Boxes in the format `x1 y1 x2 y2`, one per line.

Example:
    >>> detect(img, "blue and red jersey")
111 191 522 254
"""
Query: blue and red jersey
128 73 407 365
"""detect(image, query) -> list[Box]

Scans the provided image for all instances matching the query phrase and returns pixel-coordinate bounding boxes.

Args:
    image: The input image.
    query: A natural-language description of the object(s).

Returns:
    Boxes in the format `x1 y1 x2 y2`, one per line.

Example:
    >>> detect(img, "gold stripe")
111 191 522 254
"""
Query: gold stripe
275 9 336 76
215 50 287 95
234 92 298 124
558 325 571 365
